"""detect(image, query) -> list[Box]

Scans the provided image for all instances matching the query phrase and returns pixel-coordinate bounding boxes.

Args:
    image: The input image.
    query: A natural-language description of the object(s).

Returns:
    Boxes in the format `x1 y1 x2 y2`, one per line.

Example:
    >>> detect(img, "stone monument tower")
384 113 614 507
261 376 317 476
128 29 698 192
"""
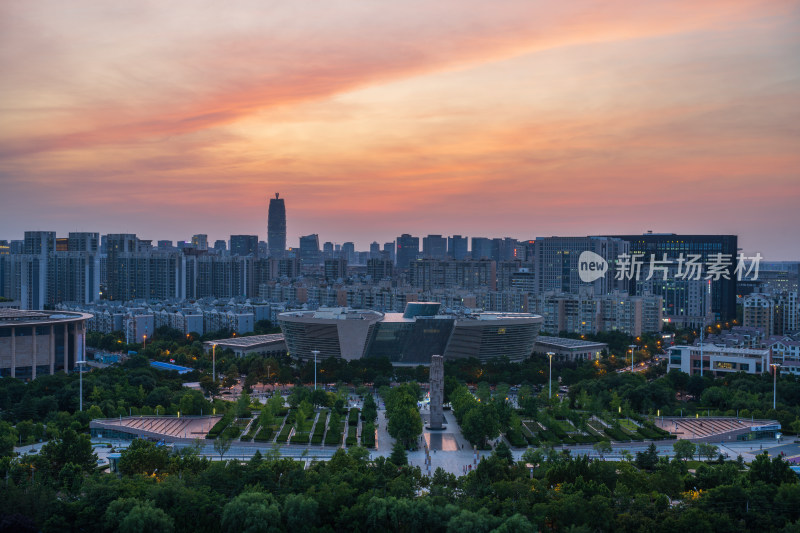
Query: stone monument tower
428 354 445 430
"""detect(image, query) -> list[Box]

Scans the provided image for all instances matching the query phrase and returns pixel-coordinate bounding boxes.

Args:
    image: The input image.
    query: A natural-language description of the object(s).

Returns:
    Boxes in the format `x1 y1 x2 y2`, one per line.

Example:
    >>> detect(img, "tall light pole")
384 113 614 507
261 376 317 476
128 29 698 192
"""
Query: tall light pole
771 363 781 410
629 345 637 373
699 322 704 377
212 343 217 382
311 350 320 390
547 352 554 398
77 330 87 411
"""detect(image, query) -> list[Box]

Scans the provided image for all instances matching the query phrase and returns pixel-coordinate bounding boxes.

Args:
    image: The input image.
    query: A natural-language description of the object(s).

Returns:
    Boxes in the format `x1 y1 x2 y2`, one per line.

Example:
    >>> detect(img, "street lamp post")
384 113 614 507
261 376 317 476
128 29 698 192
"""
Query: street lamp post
547 352 554 398
311 350 320 390
771 363 781 410
77 332 86 412
629 345 637 373
212 343 217 382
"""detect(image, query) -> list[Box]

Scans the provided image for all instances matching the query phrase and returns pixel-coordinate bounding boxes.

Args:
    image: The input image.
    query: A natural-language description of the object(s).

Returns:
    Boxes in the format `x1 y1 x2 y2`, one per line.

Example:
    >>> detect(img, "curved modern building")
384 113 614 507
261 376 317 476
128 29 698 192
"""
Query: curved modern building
0 309 92 380
278 303 543 364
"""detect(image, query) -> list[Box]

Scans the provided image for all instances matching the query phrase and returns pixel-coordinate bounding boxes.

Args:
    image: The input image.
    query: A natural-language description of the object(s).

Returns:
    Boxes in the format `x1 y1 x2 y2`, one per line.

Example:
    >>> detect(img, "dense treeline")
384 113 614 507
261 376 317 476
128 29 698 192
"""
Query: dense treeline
4 436 800 532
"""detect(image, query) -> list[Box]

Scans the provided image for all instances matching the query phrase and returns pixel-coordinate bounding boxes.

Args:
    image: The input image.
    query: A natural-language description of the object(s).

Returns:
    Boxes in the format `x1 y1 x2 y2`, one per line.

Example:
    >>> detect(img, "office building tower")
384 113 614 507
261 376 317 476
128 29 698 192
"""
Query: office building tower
370 242 380 258
609 233 738 322
367 258 393 280
534 236 629 296
191 234 208 251
56 238 69 252
423 235 447 260
396 234 419 269
213 240 227 252
299 234 321 266
383 242 395 263
448 235 469 260
324 258 348 281
323 241 335 260
471 237 492 260
268 193 287 257
230 235 258 256
257 241 268 257
46 252 101 306
157 240 173 250
68 232 99 252
24 231 56 256
10 241 24 254
342 242 356 264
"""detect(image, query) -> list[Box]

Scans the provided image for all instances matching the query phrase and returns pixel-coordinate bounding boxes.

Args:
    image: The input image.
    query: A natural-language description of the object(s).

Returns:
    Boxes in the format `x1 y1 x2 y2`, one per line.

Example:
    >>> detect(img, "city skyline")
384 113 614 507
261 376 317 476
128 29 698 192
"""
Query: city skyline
2 1 799 259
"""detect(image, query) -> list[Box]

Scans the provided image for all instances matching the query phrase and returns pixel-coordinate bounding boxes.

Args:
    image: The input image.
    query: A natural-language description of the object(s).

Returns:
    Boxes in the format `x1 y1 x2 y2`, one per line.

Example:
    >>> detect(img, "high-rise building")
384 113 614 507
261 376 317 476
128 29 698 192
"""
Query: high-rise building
324 258 348 281
367 258 393 280
268 193 286 257
299 234 320 266
24 231 56 256
342 242 356 264
471 237 492 260
369 242 381 258
423 235 447 260
609 233 738 322
230 235 258 256
68 232 99 253
213 240 227 252
448 235 469 260
157 240 173 250
191 234 208 251
383 242 395 263
396 234 419 269
534 236 629 296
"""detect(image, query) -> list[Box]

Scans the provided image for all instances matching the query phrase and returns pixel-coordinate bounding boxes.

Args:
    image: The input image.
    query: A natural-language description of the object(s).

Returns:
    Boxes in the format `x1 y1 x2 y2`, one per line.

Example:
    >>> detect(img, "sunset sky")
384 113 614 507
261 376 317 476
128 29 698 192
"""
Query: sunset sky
1 1 799 258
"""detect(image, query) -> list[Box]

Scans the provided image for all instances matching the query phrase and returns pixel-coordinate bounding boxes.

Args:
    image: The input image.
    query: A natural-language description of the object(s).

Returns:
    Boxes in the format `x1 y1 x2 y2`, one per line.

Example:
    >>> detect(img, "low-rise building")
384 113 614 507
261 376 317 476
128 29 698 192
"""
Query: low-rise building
668 344 771 376
532 336 608 362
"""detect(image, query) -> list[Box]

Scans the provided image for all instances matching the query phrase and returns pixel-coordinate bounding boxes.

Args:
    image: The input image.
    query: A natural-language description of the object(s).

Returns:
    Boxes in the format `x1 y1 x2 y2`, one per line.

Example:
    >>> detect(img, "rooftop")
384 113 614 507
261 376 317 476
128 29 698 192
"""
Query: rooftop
204 333 285 349
534 336 609 349
0 309 93 326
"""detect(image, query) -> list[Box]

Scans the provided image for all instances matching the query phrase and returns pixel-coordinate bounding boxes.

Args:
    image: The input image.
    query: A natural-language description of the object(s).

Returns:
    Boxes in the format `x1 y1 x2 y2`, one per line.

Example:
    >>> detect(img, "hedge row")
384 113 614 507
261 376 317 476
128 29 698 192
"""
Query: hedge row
253 426 274 442
206 414 232 440
348 408 360 426
345 425 357 446
505 428 527 448
290 432 311 444
312 411 328 443
361 423 375 448
325 420 344 446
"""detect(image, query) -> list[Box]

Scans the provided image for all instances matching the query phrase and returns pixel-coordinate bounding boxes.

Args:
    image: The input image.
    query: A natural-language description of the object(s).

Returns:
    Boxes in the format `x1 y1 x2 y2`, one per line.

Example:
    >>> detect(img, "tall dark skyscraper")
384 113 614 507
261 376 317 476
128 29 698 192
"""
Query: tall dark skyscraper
396 234 420 269
609 233 738 322
268 193 286 257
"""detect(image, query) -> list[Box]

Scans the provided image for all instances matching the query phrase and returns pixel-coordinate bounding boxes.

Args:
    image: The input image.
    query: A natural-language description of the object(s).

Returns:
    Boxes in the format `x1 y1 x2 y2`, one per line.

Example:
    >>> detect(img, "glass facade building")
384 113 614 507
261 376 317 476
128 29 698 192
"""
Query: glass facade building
278 303 542 365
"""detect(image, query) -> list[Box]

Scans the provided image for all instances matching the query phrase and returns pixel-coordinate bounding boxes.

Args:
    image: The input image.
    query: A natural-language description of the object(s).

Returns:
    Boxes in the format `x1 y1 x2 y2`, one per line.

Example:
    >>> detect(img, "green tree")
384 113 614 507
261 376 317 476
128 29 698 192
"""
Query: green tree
460 403 500 448
697 442 719 461
118 438 170 476
0 421 17 457
214 433 233 460
494 441 513 463
221 491 281 533
119 501 174 533
749 451 798 485
387 405 422 449
673 440 696 462
37 428 96 474
389 441 408 466
593 440 612 459
635 442 659 470
282 494 318 533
